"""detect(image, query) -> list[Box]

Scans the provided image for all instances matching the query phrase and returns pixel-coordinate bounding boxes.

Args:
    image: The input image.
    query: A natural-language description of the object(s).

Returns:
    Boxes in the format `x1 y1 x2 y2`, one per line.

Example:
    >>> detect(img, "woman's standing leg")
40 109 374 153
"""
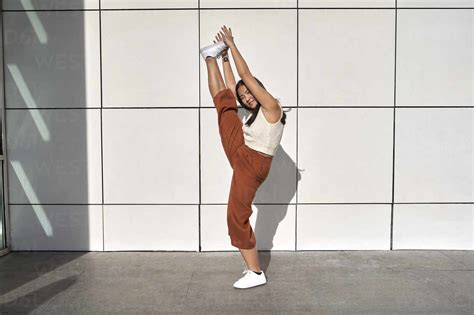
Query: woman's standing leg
227 167 263 273
205 57 262 273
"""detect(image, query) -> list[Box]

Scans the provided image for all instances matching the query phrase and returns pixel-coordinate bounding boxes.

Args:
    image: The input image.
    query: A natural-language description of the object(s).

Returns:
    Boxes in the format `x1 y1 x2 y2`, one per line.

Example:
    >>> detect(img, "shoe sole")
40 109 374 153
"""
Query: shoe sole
233 281 267 289
200 50 225 60
200 43 227 60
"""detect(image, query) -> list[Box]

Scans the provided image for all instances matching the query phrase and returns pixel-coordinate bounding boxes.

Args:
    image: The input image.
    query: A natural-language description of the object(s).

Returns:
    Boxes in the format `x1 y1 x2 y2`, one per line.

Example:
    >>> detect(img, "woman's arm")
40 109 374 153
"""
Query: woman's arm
218 25 279 111
213 34 237 98
228 41 279 112
227 42 251 78
221 51 237 98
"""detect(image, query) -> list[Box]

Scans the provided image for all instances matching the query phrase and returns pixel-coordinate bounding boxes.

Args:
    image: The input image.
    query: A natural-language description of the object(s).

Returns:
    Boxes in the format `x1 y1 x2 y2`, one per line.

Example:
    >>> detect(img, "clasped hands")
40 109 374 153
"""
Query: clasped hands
213 25 235 56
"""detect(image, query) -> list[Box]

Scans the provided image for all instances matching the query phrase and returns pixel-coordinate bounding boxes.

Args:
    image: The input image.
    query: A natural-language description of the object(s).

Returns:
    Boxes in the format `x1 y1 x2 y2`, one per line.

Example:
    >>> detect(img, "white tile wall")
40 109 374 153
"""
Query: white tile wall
299 9 395 106
297 204 392 250
104 205 198 251
201 0 296 8
101 10 199 108
394 108 473 202
398 0 474 7
5 3 473 251
396 9 473 105
298 108 393 203
102 0 197 9
299 0 395 8
393 204 473 250
102 109 199 204
10 205 103 251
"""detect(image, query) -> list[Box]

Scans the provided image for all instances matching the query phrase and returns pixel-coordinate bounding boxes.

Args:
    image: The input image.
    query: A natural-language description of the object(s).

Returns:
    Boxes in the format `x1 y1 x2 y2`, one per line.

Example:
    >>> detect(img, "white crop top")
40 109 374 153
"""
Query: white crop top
242 100 284 156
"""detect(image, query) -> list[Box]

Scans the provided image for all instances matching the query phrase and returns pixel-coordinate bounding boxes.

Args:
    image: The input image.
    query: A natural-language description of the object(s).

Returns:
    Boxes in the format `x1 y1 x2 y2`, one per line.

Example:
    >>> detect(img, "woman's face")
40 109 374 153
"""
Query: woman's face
237 85 257 109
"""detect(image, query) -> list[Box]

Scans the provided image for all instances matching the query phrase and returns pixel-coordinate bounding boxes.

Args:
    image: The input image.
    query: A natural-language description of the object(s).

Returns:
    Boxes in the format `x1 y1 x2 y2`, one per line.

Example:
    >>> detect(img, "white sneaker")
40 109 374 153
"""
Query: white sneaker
233 269 267 289
200 41 228 60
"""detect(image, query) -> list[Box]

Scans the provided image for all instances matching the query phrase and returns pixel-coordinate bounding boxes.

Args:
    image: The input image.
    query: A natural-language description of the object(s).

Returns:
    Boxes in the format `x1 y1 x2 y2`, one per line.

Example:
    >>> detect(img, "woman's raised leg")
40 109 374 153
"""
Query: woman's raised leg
209 58 244 169
205 57 226 98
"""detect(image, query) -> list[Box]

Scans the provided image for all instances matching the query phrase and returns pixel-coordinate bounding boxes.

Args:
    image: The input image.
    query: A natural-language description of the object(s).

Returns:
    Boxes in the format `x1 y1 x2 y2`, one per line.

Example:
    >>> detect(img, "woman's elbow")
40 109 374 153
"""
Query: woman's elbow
239 71 252 80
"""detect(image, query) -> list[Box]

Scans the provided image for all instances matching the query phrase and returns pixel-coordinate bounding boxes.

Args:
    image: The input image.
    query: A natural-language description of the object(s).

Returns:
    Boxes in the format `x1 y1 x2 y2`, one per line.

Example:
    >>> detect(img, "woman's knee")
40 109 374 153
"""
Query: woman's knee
213 88 235 106
228 229 256 249
213 87 229 98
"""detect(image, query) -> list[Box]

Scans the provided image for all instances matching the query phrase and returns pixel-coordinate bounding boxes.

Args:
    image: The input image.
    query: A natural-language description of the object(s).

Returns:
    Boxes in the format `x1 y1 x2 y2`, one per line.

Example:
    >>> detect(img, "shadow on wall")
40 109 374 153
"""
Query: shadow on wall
2 2 90 314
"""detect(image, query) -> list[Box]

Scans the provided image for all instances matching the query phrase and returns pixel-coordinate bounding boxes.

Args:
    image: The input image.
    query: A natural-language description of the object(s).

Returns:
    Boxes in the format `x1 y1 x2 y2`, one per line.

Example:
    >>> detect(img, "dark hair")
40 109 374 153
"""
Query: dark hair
235 77 287 126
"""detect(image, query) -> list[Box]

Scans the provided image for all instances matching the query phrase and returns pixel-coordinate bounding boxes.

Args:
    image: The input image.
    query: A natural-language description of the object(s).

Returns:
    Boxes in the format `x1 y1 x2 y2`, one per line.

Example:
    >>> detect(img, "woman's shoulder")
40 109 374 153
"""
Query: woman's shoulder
260 100 283 124
273 97 282 107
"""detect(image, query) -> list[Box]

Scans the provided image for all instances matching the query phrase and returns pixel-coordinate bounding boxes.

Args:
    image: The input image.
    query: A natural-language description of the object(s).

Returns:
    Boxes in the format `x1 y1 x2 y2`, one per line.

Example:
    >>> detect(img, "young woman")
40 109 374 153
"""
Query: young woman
201 25 286 289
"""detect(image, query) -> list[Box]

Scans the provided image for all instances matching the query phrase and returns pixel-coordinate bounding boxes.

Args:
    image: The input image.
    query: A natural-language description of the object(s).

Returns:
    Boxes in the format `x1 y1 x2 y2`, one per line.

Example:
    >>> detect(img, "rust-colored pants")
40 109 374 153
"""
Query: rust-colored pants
212 88 273 249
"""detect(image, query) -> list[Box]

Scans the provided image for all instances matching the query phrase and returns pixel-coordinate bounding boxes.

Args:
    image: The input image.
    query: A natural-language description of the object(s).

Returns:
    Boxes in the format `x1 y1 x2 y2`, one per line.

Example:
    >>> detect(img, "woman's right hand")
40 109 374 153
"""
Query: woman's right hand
218 25 235 47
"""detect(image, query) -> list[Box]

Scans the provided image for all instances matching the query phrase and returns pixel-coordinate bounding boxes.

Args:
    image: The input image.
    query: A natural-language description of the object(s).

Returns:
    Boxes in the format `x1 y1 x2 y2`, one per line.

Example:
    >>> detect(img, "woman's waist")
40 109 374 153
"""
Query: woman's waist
243 143 274 159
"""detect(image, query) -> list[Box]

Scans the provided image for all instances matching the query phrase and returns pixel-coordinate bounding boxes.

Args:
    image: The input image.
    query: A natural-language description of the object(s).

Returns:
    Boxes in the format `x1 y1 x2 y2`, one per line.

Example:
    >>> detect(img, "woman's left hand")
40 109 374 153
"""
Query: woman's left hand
214 32 229 55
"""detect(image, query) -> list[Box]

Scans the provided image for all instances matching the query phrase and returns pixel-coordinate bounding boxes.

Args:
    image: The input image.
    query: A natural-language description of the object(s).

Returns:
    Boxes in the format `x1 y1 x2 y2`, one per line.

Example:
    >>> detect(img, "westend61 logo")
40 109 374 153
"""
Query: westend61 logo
5 28 83 71
5 0 86 13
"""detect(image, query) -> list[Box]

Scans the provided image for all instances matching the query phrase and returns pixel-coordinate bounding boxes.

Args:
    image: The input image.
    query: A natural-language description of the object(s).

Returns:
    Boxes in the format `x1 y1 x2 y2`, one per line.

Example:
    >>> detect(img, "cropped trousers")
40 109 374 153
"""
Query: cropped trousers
212 88 273 249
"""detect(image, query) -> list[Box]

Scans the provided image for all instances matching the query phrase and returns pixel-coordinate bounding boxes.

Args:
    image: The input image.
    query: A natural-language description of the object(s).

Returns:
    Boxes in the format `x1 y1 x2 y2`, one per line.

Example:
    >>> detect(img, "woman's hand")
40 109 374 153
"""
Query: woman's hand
218 25 235 47
213 32 229 55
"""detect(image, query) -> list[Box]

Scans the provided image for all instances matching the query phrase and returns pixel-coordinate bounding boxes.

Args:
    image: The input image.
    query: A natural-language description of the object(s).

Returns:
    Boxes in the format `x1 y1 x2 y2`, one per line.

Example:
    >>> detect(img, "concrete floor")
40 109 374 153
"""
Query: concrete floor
0 250 472 314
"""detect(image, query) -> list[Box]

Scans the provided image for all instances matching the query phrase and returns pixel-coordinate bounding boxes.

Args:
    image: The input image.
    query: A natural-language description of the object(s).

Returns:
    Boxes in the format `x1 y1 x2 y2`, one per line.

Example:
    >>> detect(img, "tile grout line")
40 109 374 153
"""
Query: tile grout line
3 7 474 12
198 0 201 252
295 0 298 251
99 0 105 252
390 0 398 251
